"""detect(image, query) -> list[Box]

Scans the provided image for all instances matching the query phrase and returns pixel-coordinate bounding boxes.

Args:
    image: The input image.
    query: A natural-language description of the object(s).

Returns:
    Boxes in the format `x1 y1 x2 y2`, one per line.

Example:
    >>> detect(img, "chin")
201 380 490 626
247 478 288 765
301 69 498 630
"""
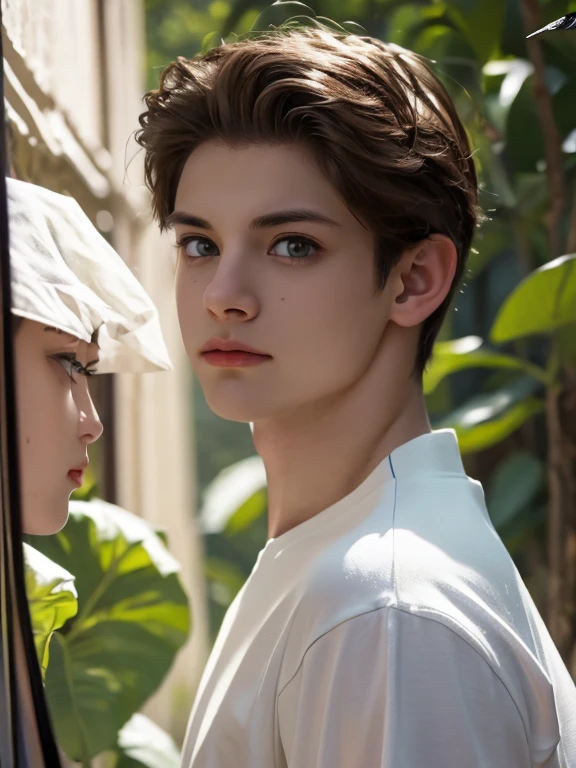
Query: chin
203 388 284 423
22 500 69 536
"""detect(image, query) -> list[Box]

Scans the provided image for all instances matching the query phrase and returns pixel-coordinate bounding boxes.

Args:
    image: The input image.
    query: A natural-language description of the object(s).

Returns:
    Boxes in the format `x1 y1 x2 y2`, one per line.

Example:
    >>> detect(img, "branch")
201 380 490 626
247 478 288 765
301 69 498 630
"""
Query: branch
520 0 566 259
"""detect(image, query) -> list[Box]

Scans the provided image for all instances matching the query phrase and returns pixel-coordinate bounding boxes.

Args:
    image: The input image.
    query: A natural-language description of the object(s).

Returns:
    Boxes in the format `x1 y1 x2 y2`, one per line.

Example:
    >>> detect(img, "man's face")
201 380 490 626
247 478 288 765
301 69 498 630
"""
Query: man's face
15 320 103 535
173 141 400 423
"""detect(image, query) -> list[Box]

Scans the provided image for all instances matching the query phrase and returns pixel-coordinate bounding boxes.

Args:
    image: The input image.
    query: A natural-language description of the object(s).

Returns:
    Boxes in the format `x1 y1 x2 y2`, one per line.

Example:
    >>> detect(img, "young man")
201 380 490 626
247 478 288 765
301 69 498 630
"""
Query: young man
137 27 576 767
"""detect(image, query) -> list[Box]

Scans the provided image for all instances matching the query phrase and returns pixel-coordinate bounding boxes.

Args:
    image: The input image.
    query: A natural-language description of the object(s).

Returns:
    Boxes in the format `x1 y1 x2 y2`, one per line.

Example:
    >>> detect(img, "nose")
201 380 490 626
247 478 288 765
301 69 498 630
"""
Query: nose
203 257 260 322
75 383 104 445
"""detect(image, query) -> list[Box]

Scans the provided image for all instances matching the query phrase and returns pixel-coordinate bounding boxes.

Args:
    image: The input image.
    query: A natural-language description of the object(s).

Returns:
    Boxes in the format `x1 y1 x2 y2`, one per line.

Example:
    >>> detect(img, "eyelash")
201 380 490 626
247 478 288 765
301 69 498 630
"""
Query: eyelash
175 235 321 262
52 353 98 381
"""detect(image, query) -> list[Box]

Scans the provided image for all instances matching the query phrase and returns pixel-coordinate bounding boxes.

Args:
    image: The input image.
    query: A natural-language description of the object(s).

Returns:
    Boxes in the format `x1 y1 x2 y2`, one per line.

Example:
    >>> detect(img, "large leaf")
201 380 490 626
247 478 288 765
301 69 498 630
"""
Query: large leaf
115 714 181 768
506 74 546 174
205 556 248 608
23 543 78 679
491 253 576 343
436 376 544 454
468 219 514 277
487 452 545 529
201 456 267 534
550 73 576 143
472 133 517 211
447 0 505 63
500 505 547 558
483 59 534 135
25 500 191 763
425 336 549 394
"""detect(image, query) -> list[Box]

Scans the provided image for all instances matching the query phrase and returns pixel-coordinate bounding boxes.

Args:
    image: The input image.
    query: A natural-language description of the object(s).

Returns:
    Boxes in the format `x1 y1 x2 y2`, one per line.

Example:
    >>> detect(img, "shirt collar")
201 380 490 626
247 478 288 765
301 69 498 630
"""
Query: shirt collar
387 429 465 481
265 429 465 553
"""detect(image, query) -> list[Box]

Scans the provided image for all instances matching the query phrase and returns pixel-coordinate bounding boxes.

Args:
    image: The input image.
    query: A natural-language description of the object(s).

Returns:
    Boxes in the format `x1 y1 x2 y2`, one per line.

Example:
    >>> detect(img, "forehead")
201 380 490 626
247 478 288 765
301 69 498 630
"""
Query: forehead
43 325 99 347
43 325 79 341
175 141 345 216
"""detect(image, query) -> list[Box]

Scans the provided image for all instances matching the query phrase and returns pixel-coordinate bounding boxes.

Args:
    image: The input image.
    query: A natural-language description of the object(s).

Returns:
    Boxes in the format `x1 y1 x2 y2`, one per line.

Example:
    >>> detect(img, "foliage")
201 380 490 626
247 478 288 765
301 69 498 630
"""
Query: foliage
115 714 181 768
23 543 77 679
25 499 191 767
201 456 267 535
144 0 257 90
199 459 268 639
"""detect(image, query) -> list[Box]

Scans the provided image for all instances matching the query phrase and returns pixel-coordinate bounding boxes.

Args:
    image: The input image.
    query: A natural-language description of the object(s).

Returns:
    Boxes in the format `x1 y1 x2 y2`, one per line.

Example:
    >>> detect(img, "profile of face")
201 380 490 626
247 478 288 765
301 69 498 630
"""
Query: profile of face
173 142 454 424
15 319 103 535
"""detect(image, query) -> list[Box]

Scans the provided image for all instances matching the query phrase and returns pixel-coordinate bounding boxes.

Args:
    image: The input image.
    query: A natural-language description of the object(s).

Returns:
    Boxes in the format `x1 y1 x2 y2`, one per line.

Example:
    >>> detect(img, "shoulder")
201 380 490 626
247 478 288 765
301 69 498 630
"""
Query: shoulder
280 478 556 718
277 605 560 767
283 476 493 652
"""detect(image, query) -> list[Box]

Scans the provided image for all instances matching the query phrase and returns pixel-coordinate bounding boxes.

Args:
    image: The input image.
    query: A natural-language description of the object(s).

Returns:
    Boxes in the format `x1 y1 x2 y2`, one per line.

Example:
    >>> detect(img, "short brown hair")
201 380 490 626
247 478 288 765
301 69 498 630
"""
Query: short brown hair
136 28 478 371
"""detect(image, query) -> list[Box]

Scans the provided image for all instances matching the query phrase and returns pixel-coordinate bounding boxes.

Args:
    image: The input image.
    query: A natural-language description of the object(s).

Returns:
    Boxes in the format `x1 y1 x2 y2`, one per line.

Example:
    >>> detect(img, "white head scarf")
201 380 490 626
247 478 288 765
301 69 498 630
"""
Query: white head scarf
7 178 172 374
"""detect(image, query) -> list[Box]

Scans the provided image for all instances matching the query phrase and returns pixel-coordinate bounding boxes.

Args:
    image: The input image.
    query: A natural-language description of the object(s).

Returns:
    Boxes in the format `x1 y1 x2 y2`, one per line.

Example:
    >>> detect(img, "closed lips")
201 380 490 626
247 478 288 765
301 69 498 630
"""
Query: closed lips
200 338 270 356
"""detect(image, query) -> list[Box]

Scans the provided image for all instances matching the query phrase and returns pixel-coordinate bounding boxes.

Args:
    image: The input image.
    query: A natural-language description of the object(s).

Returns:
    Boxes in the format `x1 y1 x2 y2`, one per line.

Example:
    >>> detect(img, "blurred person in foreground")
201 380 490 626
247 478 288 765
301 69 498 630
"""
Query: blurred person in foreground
137 26 576 768
8 178 172 536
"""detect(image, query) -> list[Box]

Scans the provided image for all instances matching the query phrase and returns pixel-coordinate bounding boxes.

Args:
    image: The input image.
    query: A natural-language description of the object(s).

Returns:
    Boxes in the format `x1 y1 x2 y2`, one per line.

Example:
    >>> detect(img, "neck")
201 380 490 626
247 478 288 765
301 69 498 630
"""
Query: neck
253 366 430 541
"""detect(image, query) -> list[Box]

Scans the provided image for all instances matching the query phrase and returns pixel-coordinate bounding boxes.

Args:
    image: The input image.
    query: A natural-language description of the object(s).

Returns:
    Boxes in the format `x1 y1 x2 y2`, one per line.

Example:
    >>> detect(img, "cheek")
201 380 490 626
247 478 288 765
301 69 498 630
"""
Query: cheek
17 369 76 534
276 275 390 374
175 268 206 352
17 367 76 457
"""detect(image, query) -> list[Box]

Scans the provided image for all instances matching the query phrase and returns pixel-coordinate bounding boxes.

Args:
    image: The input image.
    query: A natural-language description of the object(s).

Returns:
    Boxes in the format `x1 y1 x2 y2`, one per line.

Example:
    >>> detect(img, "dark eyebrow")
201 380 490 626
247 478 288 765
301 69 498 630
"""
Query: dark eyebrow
165 209 341 231
44 326 100 365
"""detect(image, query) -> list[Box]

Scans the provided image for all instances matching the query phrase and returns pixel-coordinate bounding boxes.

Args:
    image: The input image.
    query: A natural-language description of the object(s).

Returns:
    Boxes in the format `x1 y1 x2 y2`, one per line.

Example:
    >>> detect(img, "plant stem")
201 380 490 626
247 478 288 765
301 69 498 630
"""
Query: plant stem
565 179 576 254
520 0 566 259
65 542 137 643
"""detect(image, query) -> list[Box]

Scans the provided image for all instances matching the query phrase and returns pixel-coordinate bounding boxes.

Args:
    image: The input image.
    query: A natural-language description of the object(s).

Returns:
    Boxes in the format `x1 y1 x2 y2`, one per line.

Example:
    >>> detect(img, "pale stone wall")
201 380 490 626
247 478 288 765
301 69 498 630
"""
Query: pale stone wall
2 0 209 746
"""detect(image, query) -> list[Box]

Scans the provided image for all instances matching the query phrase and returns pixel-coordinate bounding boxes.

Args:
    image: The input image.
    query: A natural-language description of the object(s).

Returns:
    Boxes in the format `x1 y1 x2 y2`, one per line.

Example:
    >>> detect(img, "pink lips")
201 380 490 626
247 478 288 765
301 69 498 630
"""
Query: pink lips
68 460 88 487
200 338 272 368
68 470 84 487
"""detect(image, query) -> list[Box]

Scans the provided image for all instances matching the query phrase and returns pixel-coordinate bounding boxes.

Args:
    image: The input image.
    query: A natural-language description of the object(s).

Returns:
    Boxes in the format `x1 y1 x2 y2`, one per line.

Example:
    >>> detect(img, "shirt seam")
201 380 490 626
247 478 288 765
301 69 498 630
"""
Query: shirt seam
276 602 532 748
389 455 398 603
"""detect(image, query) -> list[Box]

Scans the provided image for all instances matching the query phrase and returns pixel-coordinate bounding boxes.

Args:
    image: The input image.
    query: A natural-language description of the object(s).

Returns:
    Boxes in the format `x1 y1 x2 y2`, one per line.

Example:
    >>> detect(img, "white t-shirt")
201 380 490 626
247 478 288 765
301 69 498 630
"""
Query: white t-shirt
182 430 576 767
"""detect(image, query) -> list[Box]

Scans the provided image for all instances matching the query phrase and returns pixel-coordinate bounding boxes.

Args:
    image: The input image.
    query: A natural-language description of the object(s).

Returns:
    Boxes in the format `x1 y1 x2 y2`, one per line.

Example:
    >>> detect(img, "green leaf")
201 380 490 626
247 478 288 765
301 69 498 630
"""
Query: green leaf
425 336 549 394
506 75 544 174
201 456 267 534
225 488 268 535
490 254 576 343
436 377 544 454
204 556 247 607
26 500 191 763
500 505 547 557
249 1 316 32
448 0 505 64
473 130 517 210
515 173 549 218
115 714 181 768
469 218 514 277
201 30 224 53
23 544 78 679
482 59 534 135
551 75 576 142
487 452 545 529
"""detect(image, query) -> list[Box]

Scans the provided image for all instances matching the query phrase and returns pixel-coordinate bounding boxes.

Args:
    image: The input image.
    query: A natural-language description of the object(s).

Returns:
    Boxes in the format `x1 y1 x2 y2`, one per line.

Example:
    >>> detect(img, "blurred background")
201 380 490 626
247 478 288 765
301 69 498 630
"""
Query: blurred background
4 0 576 764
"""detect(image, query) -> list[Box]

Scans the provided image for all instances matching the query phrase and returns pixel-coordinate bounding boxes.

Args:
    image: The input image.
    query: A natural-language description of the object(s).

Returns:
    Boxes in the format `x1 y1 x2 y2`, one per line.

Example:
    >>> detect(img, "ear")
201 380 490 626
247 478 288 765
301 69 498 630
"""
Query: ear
389 234 458 329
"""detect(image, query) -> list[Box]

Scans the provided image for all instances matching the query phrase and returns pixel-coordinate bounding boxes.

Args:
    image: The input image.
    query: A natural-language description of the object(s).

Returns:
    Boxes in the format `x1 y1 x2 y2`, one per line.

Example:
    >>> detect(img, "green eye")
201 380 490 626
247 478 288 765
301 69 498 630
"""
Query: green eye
177 236 220 259
270 237 319 259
